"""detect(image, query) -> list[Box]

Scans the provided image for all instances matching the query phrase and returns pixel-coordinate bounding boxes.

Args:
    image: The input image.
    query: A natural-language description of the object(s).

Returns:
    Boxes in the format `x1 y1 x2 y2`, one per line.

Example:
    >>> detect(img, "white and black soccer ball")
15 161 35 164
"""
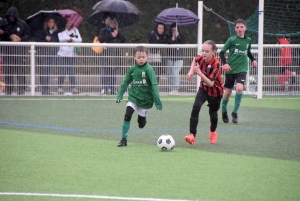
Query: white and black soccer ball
157 134 175 151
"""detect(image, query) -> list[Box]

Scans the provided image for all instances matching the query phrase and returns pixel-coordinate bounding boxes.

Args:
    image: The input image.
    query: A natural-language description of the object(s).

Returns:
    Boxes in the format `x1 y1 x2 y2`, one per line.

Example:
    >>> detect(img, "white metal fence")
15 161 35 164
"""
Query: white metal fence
0 42 299 96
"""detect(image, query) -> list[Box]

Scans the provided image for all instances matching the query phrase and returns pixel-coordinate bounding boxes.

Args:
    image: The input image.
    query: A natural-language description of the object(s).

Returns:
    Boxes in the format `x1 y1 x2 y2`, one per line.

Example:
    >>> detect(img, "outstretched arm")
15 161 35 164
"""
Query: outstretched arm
187 57 196 81
116 68 133 103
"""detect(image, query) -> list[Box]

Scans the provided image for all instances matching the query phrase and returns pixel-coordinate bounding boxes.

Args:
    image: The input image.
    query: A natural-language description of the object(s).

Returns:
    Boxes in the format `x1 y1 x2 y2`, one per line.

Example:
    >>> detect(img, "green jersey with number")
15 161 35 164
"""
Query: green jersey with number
221 35 253 74
116 62 162 110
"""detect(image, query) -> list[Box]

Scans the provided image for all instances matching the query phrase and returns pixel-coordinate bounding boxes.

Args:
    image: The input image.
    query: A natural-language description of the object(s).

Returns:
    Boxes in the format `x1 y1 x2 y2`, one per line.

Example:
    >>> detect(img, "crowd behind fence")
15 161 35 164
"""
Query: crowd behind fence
0 42 299 96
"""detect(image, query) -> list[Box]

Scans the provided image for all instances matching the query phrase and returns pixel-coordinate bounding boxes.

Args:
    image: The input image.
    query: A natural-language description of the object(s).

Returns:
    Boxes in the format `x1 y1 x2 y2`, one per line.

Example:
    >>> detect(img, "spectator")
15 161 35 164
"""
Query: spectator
57 15 82 95
148 22 168 85
166 23 186 95
2 7 30 95
276 35 295 90
97 17 126 95
35 17 59 95
0 17 5 41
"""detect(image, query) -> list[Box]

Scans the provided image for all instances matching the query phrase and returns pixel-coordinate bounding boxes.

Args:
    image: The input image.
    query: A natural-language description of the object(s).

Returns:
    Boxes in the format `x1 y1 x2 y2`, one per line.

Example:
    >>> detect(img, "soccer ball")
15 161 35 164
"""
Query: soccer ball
157 134 175 151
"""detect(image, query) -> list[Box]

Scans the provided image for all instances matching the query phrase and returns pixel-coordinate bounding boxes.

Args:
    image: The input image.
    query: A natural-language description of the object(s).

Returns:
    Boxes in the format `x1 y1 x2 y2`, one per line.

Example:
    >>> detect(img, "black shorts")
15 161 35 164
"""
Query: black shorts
224 72 247 89
194 88 222 112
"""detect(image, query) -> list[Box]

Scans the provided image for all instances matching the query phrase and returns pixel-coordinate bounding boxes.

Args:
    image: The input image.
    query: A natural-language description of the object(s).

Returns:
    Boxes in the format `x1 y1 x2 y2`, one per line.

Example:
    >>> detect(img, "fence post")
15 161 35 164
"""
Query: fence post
30 44 35 96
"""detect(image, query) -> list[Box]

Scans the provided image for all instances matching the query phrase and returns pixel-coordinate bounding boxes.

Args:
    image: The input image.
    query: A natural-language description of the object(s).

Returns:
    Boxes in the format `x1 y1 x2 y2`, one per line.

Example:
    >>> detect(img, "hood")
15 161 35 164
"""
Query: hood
6 7 19 20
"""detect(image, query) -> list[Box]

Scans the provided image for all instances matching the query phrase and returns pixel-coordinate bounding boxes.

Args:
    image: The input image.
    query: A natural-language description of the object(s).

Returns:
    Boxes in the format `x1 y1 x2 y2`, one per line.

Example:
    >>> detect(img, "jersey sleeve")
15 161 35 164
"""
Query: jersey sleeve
116 67 133 101
221 37 232 53
148 67 162 110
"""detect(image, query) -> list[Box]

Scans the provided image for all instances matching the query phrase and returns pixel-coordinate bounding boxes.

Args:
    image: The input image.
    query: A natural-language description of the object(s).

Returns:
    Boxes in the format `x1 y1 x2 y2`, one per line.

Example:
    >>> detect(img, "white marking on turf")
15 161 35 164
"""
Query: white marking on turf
0 192 204 201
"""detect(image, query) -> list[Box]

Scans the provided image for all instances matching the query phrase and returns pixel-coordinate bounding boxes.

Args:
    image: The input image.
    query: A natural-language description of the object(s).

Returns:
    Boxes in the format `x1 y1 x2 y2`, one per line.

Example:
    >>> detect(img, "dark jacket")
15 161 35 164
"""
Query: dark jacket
148 23 168 55
97 27 126 67
3 7 30 42
166 23 186 60
35 28 59 55
2 7 30 63
0 18 5 41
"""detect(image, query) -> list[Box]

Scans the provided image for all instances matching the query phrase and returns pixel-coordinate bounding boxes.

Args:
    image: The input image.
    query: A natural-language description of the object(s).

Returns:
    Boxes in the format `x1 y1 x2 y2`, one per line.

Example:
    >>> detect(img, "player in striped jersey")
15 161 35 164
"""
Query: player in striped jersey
184 40 223 145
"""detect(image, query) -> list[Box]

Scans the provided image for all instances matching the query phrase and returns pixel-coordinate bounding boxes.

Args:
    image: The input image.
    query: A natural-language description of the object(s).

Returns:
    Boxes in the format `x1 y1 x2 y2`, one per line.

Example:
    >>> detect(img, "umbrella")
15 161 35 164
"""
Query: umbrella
89 0 140 27
57 9 84 28
155 7 199 26
26 10 67 36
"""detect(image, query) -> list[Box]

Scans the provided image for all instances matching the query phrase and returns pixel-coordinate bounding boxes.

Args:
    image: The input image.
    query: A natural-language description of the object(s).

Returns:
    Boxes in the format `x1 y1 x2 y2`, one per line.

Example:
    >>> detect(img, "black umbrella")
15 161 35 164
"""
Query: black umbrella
26 10 67 37
89 0 140 27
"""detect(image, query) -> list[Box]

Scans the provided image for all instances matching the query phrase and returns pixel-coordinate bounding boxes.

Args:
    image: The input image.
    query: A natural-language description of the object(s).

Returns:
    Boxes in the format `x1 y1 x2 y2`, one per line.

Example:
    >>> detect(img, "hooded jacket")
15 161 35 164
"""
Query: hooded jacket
166 23 186 60
3 7 30 42
0 18 5 41
148 23 168 55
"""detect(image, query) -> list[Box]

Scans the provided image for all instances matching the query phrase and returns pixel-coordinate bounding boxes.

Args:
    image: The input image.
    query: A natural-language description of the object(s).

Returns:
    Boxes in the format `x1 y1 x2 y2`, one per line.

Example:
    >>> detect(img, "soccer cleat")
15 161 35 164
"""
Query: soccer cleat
184 133 195 145
117 139 127 147
231 112 238 124
222 112 229 123
210 131 217 144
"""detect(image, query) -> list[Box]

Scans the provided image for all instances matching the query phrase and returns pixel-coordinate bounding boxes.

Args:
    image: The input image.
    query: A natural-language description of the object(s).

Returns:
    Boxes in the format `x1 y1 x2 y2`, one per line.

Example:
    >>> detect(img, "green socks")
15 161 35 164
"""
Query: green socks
233 93 242 113
222 99 229 112
122 121 130 139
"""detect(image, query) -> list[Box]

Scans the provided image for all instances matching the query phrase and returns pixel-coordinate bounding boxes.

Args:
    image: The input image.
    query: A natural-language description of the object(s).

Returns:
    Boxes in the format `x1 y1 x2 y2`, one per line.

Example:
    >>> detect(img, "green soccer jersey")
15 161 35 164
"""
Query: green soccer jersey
116 62 162 110
221 35 253 74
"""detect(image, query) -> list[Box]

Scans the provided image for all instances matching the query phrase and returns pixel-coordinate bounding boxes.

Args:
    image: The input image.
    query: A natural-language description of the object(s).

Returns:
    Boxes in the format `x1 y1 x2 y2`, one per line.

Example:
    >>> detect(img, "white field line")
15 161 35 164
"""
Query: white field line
0 192 203 201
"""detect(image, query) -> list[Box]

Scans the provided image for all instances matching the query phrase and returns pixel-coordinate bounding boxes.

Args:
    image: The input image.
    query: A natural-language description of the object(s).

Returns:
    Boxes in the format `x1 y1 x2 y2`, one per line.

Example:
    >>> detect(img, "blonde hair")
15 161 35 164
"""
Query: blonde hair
105 17 119 31
203 40 217 51
44 17 58 31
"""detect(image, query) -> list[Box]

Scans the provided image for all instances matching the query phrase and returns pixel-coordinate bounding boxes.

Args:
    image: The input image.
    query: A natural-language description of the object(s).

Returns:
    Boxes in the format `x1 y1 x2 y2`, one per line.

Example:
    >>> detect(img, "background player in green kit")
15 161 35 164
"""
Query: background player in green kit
116 46 162 147
219 19 257 124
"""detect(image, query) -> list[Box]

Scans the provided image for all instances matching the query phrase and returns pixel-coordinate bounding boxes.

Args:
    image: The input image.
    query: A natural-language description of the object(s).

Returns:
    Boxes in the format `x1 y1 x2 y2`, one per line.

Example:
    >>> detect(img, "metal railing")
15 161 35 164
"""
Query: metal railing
0 42 299 96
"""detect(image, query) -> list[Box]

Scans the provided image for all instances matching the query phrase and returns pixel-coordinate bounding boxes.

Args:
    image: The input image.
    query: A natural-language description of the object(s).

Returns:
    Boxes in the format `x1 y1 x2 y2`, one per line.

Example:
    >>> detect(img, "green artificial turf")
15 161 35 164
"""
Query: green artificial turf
0 96 300 201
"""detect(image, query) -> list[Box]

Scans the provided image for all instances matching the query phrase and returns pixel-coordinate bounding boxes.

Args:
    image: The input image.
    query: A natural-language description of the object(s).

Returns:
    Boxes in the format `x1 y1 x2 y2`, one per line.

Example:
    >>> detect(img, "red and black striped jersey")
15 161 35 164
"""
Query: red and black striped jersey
195 55 223 97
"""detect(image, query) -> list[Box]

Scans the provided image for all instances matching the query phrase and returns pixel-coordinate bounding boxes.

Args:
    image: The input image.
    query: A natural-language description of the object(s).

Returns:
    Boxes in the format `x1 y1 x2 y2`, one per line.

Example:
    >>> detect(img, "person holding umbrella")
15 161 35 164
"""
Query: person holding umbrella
97 16 126 95
166 22 186 95
57 15 82 95
148 22 168 86
35 17 59 95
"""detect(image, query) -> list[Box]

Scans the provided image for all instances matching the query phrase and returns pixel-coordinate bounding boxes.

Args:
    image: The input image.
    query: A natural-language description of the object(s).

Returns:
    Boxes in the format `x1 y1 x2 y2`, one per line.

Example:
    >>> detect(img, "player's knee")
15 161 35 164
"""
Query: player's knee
124 106 134 121
191 106 201 117
137 115 147 128
124 114 132 121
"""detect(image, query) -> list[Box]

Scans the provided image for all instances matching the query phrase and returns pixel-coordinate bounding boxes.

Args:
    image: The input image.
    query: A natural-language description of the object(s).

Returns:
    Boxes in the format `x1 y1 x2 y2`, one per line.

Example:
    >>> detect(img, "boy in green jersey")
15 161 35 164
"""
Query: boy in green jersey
116 46 163 147
219 19 257 123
